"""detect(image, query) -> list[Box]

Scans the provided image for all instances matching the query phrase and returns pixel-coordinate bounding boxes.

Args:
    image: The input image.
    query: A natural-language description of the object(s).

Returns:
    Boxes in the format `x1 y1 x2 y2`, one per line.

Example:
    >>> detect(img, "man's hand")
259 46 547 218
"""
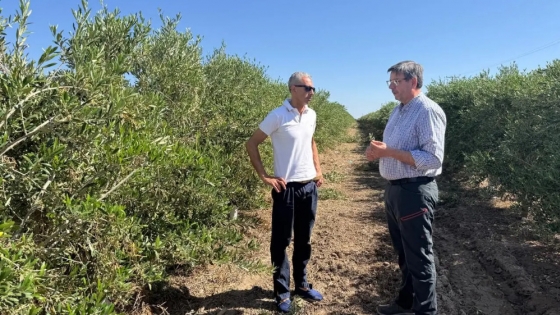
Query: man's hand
314 174 324 188
366 140 417 167
366 140 388 161
365 145 375 161
261 174 287 192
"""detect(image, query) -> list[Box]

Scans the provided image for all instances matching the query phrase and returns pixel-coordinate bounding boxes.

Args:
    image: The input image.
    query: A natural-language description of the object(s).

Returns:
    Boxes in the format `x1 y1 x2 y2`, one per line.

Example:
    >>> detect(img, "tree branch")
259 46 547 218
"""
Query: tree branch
99 169 140 201
0 115 72 156
0 85 77 130
0 86 69 130
15 174 55 236
0 117 53 156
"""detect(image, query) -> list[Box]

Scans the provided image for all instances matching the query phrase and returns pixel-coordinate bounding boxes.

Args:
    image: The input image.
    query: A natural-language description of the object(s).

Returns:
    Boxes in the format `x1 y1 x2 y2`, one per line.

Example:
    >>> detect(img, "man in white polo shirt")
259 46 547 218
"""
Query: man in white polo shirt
246 72 324 313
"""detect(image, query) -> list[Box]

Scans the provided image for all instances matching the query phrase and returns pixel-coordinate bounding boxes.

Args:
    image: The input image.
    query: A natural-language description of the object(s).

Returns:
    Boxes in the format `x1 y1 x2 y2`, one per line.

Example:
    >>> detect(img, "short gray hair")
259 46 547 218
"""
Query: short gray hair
288 72 312 90
387 61 423 89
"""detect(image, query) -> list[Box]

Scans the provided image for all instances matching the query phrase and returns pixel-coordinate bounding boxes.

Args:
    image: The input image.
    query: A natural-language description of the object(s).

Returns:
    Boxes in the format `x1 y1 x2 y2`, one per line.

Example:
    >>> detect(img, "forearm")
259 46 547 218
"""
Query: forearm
385 148 416 167
246 142 268 179
410 150 442 170
312 139 322 176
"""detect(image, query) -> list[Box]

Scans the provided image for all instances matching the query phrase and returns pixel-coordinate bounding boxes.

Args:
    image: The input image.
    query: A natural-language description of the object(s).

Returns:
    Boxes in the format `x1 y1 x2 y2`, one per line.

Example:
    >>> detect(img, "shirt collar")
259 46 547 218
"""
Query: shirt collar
283 99 309 113
400 93 423 111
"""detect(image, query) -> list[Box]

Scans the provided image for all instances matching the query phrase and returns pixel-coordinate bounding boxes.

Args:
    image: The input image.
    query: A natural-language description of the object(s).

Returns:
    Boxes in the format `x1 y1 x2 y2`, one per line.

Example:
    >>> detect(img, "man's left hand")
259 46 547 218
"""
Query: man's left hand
314 174 324 187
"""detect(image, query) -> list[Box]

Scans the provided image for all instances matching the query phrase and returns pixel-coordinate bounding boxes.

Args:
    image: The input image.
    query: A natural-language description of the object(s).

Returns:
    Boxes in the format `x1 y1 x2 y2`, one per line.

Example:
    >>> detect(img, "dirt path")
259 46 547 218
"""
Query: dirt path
136 136 560 315
434 180 560 315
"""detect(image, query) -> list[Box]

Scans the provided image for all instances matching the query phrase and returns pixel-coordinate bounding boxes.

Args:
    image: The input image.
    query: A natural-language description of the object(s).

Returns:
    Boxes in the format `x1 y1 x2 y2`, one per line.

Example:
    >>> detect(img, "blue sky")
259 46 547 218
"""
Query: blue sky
2 0 560 118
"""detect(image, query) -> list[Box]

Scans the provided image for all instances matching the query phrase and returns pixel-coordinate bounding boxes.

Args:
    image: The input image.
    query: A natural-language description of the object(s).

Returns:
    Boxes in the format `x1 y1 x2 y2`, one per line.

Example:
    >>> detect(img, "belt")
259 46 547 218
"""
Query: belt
291 179 314 184
388 176 434 185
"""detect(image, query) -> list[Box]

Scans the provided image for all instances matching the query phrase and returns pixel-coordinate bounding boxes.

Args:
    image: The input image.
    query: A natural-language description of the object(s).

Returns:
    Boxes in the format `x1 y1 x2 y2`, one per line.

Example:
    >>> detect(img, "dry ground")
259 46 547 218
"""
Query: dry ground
134 134 560 315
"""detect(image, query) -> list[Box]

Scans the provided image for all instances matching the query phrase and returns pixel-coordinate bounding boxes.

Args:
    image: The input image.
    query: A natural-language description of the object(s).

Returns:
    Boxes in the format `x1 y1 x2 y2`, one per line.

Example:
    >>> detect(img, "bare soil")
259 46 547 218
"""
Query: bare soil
134 135 560 315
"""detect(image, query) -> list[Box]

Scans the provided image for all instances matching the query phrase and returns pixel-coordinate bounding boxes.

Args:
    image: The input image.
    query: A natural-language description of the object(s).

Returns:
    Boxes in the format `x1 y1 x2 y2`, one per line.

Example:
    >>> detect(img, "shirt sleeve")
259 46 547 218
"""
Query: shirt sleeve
410 107 446 170
258 111 280 136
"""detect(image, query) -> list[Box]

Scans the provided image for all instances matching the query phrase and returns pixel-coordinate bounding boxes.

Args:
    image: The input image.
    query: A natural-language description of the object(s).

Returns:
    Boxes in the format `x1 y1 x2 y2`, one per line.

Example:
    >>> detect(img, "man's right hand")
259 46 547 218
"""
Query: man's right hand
365 144 377 161
260 174 287 192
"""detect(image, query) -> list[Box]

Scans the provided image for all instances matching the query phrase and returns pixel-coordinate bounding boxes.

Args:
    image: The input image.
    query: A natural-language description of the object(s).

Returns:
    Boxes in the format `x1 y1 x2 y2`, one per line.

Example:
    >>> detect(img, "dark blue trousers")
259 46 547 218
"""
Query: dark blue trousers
384 180 439 315
270 181 318 300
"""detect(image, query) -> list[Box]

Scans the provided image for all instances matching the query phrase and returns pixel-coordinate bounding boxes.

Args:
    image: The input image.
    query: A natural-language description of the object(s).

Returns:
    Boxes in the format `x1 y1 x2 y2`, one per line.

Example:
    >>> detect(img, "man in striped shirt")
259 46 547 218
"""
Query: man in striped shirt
366 61 447 315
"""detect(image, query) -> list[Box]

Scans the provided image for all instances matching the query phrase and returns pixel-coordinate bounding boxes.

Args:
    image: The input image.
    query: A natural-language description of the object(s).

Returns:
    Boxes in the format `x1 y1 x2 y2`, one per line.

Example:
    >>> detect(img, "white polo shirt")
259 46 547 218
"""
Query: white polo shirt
259 99 317 182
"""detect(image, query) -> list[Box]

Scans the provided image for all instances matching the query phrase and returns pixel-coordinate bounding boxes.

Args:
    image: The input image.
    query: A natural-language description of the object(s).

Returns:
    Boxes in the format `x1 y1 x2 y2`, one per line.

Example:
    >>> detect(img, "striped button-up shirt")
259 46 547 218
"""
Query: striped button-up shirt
379 93 447 180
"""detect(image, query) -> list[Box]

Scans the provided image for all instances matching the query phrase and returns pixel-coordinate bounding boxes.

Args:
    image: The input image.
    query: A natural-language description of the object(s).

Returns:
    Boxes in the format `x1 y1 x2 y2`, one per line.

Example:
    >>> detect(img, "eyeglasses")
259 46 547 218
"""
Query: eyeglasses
294 85 316 92
386 78 408 87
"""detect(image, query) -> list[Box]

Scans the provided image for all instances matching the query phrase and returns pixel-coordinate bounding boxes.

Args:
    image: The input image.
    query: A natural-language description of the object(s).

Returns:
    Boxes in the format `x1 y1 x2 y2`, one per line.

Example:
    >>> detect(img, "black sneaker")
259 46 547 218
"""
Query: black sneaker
377 302 414 315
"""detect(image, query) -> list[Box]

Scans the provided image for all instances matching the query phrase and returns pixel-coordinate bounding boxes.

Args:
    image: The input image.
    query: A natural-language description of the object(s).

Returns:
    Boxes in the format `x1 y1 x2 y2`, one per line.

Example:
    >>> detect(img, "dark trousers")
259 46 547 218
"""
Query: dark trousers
384 180 438 315
270 181 318 300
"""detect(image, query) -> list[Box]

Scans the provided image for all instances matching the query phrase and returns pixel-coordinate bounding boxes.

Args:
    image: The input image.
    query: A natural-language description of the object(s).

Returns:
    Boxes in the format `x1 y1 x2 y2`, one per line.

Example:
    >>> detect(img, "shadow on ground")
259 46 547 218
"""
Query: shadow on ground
139 283 275 315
